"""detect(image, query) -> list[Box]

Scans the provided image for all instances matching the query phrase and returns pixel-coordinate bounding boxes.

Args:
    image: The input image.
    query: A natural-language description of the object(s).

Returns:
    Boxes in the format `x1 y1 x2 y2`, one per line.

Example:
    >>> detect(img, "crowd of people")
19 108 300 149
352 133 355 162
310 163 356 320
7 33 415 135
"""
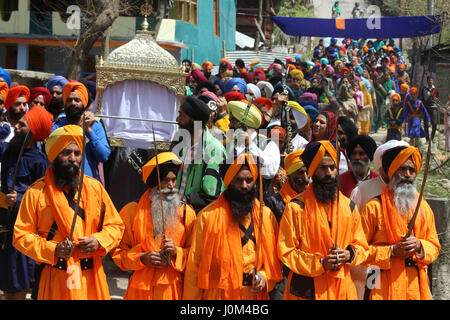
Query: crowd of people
0 34 447 301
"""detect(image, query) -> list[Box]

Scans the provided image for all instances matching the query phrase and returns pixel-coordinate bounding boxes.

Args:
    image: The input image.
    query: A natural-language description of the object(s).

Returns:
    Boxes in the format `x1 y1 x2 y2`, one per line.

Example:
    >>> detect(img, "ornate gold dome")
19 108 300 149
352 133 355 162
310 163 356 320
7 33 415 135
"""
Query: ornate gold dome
96 28 186 96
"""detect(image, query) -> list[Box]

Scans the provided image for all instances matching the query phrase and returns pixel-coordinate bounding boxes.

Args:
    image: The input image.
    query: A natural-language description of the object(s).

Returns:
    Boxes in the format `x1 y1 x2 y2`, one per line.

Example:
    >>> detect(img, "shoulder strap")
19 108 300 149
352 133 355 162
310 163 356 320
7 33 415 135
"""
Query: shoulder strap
291 198 305 208
239 216 256 247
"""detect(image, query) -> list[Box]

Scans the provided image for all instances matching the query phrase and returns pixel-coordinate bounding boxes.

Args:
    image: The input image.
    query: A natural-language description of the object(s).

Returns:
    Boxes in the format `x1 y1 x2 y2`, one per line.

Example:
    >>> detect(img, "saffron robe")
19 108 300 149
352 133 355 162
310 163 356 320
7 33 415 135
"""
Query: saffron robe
13 170 124 300
183 194 282 300
277 186 369 300
360 186 440 300
111 190 196 300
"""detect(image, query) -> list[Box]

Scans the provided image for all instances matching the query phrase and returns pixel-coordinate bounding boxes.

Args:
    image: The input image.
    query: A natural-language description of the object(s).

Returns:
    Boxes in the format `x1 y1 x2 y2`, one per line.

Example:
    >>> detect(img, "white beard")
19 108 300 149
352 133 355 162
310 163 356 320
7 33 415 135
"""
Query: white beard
150 187 180 237
389 175 418 216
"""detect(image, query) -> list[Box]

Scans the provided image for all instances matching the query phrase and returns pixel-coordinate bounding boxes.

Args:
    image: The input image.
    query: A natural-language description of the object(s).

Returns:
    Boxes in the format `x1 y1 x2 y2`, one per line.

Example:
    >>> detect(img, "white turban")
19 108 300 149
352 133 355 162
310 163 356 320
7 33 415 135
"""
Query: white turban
373 139 410 170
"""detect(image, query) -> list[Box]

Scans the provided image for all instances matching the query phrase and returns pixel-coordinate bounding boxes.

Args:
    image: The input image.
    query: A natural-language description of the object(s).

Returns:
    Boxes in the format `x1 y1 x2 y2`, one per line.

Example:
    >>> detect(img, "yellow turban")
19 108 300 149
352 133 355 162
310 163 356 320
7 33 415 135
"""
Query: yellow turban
227 100 263 129
45 125 86 162
224 154 259 187
288 101 308 129
284 149 305 175
141 152 183 185
62 81 89 107
248 60 260 68
191 62 201 70
290 69 304 81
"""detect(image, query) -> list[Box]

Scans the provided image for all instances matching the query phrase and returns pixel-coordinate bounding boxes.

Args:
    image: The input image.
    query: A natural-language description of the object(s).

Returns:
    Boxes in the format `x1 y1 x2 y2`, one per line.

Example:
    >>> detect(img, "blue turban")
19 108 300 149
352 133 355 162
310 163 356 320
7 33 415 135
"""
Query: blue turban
355 65 364 76
320 58 329 66
295 54 302 61
224 77 247 95
0 68 11 87
214 79 225 92
302 104 319 122
45 75 69 91
331 38 337 44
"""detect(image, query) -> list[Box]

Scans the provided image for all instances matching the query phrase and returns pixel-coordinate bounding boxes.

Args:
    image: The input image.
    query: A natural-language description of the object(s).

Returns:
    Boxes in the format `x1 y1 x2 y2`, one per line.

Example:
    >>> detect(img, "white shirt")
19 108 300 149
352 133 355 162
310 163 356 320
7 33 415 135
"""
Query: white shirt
350 175 386 211
234 129 280 179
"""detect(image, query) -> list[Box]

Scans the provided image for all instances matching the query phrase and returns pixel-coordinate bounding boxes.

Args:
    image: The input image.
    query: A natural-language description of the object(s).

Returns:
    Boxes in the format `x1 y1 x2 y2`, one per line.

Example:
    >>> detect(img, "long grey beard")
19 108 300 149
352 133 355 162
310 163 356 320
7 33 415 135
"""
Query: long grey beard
389 175 418 216
150 187 180 237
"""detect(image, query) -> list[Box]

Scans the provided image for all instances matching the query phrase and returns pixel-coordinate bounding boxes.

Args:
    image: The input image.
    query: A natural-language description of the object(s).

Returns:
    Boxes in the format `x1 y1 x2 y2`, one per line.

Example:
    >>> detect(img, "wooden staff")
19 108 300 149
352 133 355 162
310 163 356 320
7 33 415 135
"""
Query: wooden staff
152 124 171 266
405 140 432 238
253 156 264 290
67 113 87 253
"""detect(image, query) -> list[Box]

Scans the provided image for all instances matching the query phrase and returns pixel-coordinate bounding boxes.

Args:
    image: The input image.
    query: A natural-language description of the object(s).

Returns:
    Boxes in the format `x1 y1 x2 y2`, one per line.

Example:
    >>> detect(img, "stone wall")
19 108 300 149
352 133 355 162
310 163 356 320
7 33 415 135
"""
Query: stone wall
4 69 55 88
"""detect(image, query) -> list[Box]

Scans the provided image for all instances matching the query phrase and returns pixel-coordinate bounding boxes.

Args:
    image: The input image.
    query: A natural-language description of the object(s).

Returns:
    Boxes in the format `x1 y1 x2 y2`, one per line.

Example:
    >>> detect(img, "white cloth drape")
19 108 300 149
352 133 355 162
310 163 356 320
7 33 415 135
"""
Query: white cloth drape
99 80 179 149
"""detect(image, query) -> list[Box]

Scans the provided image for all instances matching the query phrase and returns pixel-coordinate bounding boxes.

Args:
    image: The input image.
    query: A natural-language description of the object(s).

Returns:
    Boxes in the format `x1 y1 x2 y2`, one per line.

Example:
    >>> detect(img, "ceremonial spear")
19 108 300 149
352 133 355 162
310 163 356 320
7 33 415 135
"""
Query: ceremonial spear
405 140 432 238
152 124 171 266
253 155 264 291
333 121 341 270
0 130 31 249
66 113 88 254
281 65 293 153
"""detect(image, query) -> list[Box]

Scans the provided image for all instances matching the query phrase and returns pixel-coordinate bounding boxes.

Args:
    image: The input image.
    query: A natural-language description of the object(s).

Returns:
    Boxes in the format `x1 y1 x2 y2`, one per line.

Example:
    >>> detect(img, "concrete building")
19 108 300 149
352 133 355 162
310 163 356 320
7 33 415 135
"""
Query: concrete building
0 0 236 77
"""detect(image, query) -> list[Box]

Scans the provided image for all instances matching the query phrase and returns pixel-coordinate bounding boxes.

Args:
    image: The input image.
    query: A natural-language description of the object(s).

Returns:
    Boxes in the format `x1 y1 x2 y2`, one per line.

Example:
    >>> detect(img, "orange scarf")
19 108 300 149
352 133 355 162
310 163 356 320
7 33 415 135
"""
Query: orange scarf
130 189 185 290
197 194 282 299
380 185 434 299
302 184 357 299
279 180 298 205
43 167 104 300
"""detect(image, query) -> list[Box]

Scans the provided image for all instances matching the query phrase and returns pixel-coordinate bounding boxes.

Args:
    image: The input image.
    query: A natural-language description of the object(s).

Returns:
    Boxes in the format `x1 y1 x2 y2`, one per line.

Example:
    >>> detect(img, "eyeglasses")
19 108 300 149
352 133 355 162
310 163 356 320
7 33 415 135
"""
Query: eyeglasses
32 100 45 106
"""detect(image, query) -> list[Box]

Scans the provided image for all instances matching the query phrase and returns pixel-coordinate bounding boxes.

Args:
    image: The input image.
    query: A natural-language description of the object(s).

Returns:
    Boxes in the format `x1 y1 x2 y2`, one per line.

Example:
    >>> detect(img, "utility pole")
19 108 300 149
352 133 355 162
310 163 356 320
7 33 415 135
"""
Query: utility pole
428 0 434 48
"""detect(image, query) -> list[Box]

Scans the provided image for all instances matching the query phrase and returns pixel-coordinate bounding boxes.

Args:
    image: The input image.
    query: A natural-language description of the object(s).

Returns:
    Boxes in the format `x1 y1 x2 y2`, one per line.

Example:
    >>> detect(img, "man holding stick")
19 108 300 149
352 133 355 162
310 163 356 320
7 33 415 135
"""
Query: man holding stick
360 145 440 300
111 152 196 299
277 141 369 300
13 125 124 300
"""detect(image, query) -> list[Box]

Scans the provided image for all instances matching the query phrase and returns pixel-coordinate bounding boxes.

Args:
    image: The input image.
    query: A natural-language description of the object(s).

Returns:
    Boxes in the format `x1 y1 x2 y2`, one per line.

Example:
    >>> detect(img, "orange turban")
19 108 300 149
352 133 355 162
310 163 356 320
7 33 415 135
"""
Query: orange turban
202 61 213 71
382 146 422 179
0 81 8 102
409 87 418 96
301 140 338 177
400 84 409 94
287 64 296 72
284 149 305 175
141 152 182 185
390 93 401 104
45 125 86 162
62 81 89 107
4 85 30 111
24 105 54 142
398 64 406 71
223 153 258 187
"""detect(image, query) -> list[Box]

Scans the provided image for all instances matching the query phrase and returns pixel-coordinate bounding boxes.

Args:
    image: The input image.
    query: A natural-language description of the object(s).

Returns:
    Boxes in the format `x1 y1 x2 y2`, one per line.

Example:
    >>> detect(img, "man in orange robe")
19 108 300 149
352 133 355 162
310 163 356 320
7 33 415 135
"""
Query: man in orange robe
277 140 369 300
183 154 282 300
111 152 196 300
360 145 440 300
13 125 124 300
265 149 309 224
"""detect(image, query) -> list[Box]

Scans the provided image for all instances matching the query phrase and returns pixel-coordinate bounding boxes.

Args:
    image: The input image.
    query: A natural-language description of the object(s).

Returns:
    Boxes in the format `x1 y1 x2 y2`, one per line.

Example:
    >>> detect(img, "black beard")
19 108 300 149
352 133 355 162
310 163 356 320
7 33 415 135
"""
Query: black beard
52 156 80 190
7 131 31 155
47 97 64 117
312 176 338 204
8 108 26 123
179 119 195 134
65 106 84 123
224 184 257 221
